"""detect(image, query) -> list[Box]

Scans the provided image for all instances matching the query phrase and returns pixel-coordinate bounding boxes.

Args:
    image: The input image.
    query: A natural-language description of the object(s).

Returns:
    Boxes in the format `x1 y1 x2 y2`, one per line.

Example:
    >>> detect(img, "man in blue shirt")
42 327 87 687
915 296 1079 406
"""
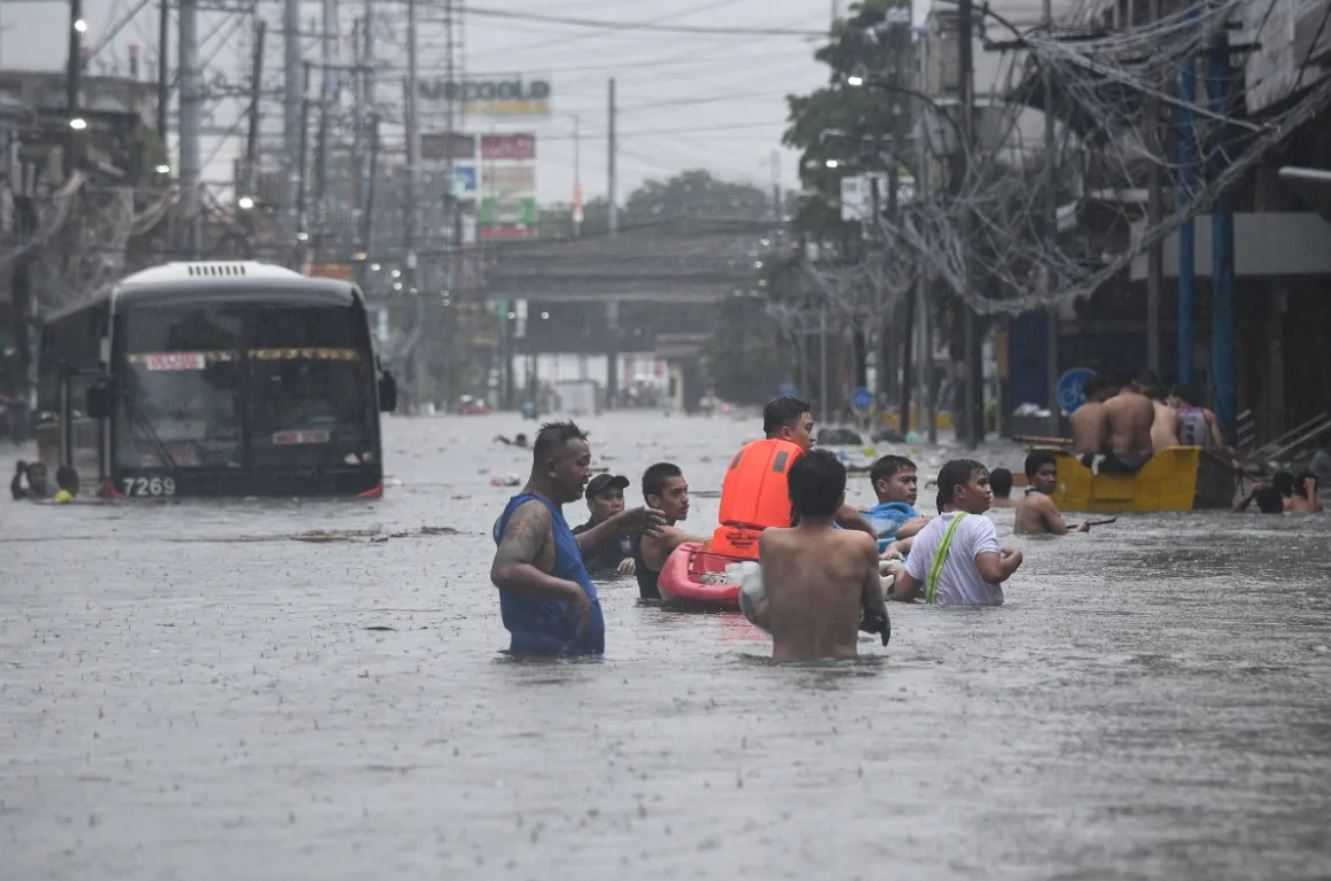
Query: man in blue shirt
862 455 931 556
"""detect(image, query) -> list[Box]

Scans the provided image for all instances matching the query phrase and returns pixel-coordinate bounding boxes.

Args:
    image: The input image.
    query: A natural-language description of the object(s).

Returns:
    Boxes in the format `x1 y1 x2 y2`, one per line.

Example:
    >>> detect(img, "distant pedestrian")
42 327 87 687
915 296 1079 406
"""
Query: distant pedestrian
11 460 54 500
988 467 1015 509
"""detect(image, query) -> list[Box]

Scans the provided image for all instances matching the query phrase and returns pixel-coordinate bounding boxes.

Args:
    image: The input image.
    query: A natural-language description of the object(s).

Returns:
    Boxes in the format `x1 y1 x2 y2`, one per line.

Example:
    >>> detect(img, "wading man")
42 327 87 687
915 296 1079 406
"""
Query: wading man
753 450 889 659
491 422 664 655
632 462 706 600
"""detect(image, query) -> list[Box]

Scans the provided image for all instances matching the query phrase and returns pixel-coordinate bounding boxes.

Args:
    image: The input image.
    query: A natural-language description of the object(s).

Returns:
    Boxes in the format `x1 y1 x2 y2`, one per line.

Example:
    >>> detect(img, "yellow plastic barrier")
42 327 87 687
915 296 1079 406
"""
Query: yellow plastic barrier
1049 447 1235 513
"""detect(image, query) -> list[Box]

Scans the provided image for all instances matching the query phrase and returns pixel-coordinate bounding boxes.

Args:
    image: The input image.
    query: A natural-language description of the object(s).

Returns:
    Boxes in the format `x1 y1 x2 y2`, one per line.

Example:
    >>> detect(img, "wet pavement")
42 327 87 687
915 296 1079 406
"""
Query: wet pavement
3 411 1331 880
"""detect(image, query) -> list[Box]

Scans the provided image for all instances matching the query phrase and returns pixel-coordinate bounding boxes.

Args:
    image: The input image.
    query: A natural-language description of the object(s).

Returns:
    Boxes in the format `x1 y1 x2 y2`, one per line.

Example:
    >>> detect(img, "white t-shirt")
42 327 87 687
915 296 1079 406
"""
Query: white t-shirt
903 511 1004 606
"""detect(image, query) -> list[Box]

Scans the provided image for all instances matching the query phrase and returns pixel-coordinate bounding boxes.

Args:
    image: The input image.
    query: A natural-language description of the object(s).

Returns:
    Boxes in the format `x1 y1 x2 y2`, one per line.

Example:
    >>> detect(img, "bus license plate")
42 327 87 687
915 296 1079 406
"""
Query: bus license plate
273 429 331 446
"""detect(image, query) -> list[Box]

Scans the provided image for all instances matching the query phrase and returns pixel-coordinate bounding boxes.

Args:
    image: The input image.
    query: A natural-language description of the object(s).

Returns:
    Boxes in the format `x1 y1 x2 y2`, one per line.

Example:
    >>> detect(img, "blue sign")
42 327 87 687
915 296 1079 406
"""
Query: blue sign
851 386 874 414
1056 367 1096 415
452 165 477 198
778 382 799 399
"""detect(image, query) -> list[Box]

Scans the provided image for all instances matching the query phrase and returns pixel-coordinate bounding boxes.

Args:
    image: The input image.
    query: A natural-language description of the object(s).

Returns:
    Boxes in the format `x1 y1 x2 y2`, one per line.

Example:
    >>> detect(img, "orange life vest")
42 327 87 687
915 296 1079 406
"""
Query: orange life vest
709 438 805 559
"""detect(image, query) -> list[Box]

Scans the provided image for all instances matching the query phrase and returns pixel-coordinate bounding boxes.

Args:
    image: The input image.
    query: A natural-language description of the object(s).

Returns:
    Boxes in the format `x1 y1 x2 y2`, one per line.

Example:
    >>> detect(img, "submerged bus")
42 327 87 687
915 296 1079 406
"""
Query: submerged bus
37 261 396 498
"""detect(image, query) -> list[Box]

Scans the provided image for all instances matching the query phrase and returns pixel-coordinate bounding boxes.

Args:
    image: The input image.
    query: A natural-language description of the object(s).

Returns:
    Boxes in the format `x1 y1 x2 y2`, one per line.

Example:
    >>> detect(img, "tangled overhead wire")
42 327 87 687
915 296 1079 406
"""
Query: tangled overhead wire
836 0 1331 318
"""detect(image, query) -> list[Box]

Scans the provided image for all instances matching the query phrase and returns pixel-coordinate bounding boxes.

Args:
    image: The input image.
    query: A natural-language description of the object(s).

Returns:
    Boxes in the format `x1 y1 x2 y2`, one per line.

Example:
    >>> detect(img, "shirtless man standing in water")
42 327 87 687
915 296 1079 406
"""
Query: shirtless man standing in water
1101 372 1156 472
1070 375 1111 464
754 450 889 660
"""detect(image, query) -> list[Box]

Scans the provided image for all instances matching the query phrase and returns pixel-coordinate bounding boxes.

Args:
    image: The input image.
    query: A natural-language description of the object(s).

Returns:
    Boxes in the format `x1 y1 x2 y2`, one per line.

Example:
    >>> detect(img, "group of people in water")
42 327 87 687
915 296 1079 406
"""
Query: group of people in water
1070 369 1228 472
488 396 1122 661
10 460 79 502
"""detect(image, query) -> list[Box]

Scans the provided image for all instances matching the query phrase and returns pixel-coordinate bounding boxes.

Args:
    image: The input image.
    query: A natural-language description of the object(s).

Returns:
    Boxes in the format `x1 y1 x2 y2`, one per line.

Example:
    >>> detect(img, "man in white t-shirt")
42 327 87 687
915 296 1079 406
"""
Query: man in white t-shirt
888 459 1023 606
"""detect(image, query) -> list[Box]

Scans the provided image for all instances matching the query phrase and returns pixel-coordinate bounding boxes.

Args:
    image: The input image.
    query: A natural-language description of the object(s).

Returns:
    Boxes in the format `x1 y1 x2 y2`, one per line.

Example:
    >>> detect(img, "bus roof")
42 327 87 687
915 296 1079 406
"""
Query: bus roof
47 262 361 322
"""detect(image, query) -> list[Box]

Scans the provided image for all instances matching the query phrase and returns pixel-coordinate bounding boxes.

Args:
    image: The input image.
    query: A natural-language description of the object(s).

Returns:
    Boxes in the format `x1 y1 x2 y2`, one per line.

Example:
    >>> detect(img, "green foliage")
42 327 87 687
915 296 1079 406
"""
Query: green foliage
783 0 909 238
701 296 789 405
623 169 770 227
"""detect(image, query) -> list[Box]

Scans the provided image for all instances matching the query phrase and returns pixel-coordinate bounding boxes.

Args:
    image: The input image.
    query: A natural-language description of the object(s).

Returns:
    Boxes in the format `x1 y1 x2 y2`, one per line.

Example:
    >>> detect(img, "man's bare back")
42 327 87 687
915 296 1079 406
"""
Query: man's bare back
1014 491 1087 535
758 523 884 660
1150 400 1180 453
1071 401 1109 457
1103 391 1155 460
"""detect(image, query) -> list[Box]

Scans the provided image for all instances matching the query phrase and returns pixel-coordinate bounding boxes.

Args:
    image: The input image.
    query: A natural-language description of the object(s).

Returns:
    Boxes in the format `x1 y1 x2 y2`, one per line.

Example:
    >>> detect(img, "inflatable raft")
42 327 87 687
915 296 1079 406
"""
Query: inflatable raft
656 542 745 609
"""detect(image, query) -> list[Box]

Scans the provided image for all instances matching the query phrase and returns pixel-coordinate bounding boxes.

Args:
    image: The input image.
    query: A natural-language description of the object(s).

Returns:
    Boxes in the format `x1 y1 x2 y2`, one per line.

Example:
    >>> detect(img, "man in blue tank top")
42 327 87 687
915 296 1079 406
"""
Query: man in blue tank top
491 421 665 655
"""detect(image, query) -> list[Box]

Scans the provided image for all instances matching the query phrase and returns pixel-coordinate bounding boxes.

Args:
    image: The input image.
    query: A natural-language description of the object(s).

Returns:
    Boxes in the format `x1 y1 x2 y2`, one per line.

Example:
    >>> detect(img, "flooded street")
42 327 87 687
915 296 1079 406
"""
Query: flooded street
3 411 1331 880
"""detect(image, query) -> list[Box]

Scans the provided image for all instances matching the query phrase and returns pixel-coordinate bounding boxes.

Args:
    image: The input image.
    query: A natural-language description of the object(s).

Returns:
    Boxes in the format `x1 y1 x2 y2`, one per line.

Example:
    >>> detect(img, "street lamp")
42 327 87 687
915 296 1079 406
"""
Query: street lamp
237 195 255 210
369 262 382 272
825 158 841 169
73 18 88 32
847 74 865 87
68 117 87 131
154 163 171 174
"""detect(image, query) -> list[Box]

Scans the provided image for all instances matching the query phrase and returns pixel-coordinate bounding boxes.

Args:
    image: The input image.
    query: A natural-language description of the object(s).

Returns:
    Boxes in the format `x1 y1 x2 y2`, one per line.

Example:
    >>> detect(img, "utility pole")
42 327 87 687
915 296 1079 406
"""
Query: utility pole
1145 0 1163 375
1209 25 1236 440
316 0 336 241
890 12 911 434
607 77 618 234
1043 0 1059 438
819 306 830 423
359 0 375 254
297 62 311 238
65 0 82 176
244 20 265 198
178 0 201 253
918 150 935 444
405 0 424 407
958 0 979 448
1177 0 1197 384
157 0 168 141
573 114 583 236
283 0 302 238
404 0 419 266
360 113 379 257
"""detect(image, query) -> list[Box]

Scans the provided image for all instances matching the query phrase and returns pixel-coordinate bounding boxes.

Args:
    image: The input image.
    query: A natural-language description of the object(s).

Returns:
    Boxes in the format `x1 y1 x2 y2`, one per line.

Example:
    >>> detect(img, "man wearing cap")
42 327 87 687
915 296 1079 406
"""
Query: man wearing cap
572 473 636 577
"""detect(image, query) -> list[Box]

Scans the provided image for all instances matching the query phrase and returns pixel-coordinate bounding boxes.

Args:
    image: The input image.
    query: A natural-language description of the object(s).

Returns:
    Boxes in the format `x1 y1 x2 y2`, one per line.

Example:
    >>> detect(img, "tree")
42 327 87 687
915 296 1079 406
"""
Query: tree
622 170 770 227
700 295 789 405
783 0 909 237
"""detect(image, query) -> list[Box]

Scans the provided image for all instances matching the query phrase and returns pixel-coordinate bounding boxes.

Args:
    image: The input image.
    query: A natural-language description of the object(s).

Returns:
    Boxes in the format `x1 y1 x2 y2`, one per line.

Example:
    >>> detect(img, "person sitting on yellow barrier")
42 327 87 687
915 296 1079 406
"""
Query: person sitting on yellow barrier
711 397 875 559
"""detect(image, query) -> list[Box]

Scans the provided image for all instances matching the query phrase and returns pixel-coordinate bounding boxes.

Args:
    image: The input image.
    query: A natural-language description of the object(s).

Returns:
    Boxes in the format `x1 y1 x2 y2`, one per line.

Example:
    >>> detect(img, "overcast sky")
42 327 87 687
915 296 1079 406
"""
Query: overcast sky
0 0 1070 204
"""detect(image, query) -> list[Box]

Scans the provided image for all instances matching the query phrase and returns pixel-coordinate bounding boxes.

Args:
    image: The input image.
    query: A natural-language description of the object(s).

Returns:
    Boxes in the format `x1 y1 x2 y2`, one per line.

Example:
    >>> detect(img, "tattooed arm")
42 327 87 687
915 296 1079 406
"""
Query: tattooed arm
491 500 592 627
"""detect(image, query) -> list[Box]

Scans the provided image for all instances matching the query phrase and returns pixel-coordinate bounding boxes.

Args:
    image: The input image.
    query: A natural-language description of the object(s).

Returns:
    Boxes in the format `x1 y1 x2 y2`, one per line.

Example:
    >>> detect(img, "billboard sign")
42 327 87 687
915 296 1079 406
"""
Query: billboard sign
418 78 552 117
480 133 536 161
421 131 475 161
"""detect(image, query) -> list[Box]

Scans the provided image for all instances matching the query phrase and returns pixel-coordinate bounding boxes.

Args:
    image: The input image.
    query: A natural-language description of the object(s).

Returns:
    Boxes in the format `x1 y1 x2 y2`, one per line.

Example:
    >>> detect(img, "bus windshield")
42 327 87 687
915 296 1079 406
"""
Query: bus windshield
115 302 377 471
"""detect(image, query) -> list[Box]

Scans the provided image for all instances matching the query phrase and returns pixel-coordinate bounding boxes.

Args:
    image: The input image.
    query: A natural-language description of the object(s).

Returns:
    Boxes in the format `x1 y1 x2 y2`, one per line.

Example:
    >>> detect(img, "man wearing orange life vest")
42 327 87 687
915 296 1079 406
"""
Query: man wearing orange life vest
711 397 877 558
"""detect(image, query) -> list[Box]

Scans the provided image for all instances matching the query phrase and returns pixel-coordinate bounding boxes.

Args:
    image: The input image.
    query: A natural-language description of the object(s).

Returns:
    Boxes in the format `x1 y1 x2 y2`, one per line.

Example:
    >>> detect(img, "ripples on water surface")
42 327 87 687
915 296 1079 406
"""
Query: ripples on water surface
2 412 1330 880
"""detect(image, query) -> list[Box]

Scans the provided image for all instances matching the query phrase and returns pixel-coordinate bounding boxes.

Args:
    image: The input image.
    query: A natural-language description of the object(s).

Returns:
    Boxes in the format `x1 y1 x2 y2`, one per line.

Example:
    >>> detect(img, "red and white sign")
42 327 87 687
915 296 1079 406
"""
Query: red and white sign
143 352 206 371
480 133 536 160
273 429 331 446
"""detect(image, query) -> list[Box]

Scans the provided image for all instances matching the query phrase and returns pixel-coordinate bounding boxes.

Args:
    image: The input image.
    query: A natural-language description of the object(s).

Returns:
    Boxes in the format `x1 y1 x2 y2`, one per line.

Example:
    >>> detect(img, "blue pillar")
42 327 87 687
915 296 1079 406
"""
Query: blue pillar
1177 3 1197 385
1209 31 1236 443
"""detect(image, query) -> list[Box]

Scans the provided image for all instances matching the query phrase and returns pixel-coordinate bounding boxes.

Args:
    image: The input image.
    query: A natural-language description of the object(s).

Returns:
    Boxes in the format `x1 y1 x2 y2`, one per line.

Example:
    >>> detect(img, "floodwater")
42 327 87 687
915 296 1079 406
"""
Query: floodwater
3 411 1330 880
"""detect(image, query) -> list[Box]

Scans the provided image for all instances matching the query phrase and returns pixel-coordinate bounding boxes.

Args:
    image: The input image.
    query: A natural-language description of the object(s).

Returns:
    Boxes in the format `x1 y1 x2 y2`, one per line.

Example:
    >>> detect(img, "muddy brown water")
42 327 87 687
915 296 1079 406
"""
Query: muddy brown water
3 412 1330 880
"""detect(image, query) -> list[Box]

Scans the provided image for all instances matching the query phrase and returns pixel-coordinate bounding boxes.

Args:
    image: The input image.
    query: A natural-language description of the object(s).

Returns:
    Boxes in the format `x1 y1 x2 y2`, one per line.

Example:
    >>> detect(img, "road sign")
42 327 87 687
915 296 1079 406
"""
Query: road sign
1056 367 1096 415
851 386 873 414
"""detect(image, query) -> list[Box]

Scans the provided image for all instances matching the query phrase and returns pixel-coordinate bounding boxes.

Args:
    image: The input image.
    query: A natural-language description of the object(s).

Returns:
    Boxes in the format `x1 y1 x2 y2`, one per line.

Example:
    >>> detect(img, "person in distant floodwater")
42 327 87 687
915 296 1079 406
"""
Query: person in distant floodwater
1014 451 1089 536
988 467 1015 509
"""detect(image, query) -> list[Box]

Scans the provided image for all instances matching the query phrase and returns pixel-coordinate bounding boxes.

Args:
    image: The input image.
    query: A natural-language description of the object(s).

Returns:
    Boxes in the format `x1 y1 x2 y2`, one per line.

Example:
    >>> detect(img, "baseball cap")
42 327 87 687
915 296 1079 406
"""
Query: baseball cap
585 473 630 499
